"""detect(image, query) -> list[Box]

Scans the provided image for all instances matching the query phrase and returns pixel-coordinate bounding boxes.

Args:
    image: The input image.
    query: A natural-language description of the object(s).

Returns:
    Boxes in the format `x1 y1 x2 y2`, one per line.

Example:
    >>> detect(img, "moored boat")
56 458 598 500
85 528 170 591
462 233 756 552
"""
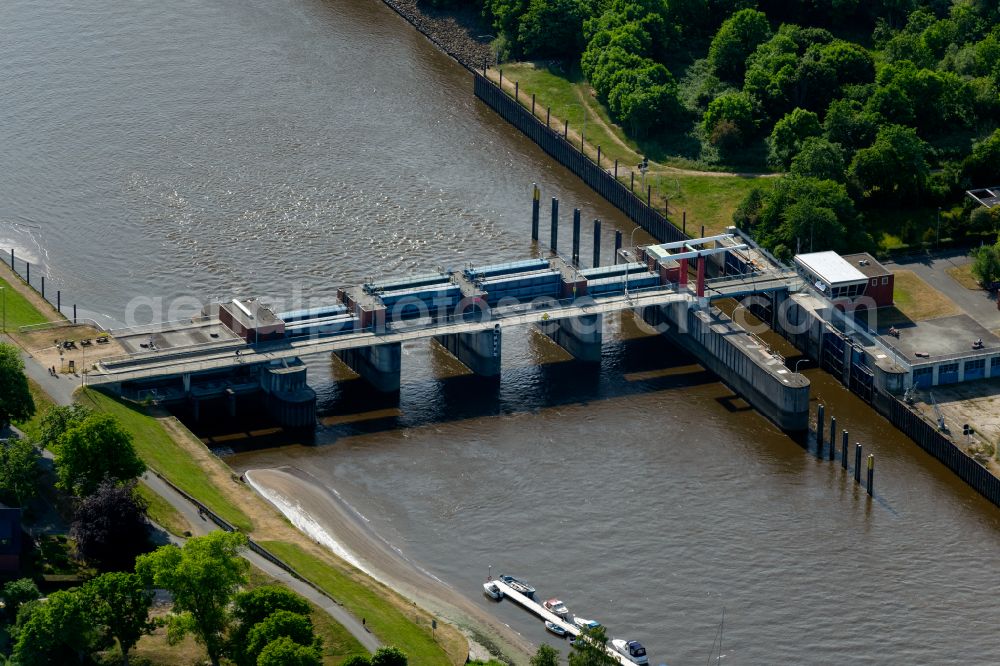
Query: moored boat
544 620 567 637
542 598 569 618
483 581 503 600
573 616 602 631
498 574 536 598
611 638 648 665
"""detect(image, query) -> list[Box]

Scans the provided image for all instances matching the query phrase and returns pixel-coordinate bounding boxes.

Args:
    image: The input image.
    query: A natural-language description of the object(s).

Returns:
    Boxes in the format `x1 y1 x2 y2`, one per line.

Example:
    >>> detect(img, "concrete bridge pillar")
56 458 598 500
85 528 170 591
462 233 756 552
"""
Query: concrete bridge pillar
435 325 501 377
337 343 402 392
678 258 688 289
182 373 191 395
539 314 602 362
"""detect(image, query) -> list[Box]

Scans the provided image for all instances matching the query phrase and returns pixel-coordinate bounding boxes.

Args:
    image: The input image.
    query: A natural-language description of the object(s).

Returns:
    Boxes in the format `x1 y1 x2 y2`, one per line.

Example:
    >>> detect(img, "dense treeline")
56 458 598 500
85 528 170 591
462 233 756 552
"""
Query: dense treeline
423 0 1000 255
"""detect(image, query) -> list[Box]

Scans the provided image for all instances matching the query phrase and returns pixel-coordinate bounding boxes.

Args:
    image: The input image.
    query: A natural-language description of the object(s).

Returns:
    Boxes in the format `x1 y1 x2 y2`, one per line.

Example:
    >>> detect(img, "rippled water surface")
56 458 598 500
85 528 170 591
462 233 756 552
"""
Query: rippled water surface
4 1 1000 663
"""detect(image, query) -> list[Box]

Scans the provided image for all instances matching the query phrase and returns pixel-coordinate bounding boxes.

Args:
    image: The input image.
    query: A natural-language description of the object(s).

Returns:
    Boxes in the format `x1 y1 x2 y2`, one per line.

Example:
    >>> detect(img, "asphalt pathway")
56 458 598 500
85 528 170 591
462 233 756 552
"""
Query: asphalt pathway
885 249 1000 330
4 333 380 654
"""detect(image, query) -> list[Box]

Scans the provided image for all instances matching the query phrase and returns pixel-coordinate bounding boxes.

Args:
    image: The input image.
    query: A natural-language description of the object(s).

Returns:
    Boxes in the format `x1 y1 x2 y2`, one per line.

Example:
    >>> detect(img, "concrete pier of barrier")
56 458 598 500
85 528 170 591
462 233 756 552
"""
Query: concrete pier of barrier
434 324 502 377
538 314 602 363
336 342 402 393
644 302 810 431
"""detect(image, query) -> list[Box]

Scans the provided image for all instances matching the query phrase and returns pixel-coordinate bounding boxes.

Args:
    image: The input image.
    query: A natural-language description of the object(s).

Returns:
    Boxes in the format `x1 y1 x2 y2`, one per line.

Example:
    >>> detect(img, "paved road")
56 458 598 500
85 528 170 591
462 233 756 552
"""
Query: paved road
4 333 380 654
885 249 1000 330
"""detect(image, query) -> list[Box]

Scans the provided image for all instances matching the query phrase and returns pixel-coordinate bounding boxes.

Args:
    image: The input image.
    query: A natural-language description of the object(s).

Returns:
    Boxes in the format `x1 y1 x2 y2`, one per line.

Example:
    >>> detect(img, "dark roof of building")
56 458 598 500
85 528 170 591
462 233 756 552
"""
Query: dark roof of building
841 253 891 279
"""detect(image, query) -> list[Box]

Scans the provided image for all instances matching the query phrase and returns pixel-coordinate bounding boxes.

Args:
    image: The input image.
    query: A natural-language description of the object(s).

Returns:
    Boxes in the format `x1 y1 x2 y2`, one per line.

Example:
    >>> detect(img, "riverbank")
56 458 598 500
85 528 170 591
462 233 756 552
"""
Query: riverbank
378 0 491 70
247 467 535 663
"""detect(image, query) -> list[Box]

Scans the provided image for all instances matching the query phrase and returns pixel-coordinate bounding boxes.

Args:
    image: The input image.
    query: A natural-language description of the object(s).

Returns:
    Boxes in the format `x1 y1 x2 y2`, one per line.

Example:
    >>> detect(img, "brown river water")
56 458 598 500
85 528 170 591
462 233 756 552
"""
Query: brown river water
3 0 1000 663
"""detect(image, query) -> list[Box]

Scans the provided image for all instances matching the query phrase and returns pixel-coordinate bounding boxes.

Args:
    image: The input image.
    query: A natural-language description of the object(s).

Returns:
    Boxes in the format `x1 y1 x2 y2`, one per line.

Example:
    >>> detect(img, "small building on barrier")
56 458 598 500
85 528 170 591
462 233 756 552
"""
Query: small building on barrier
793 251 894 310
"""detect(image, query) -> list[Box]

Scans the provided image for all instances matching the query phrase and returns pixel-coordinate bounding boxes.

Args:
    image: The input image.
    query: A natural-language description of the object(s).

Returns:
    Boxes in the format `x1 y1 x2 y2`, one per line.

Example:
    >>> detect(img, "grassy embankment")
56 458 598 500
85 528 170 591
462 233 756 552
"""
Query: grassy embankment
488 62 773 237
0 271 52 331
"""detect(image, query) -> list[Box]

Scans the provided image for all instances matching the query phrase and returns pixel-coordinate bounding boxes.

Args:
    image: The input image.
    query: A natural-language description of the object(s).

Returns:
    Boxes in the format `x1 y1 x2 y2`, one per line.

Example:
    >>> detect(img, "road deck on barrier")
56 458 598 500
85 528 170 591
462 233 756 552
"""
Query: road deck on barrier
88 271 798 386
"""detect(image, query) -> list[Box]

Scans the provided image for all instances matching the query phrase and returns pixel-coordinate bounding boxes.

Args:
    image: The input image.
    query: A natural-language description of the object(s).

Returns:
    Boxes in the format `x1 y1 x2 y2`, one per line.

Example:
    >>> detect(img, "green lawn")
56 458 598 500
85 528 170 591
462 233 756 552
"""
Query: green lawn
78 389 254 532
260 541 452 665
493 62 775 236
0 273 49 331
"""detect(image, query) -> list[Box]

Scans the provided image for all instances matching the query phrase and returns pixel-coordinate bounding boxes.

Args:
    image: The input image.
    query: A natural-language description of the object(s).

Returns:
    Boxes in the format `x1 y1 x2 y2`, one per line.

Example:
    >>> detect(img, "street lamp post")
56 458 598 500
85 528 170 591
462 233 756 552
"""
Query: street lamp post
1 287 5 335
624 225 641 299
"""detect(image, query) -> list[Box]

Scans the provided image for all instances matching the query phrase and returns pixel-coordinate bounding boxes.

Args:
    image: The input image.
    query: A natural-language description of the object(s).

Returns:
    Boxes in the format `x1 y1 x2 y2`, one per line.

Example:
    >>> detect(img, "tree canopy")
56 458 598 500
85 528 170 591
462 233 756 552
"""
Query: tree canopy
0 342 34 429
51 412 146 496
135 531 249 666
83 572 156 666
70 480 151 571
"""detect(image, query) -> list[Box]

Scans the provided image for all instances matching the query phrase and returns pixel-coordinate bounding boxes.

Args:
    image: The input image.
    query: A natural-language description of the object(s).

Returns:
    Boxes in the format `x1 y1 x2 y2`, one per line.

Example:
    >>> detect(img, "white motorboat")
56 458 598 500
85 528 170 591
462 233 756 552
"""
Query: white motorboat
611 638 648 665
542 598 569 618
483 581 503 600
544 620 567 637
498 574 536 598
573 616 602 631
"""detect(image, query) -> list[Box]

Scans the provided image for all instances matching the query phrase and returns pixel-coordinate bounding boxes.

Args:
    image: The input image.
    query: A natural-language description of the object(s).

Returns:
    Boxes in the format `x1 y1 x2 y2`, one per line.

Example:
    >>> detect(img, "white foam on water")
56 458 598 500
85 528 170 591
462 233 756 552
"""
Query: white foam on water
244 470 370 576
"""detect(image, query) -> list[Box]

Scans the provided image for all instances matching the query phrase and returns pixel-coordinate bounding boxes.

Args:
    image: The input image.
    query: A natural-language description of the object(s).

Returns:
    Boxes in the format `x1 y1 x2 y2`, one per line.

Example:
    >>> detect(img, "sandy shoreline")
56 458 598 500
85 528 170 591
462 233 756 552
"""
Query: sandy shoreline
245 466 535 664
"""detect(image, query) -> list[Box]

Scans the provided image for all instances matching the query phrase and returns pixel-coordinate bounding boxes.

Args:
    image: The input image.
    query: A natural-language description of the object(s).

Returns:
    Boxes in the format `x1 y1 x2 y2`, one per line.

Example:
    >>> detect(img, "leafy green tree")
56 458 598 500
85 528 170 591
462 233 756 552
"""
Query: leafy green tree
818 40 875 88
256 636 323 666
518 0 587 59
702 92 754 148
12 588 98 666
52 412 146 496
568 625 616 665
0 343 34 430
767 108 822 169
1 578 40 621
708 8 771 83
230 585 313 666
83 572 155 666
371 646 409 666
70 480 151 571
0 437 41 507
847 124 930 205
341 656 371 666
790 137 846 181
971 241 1000 286
245 610 319 665
964 128 1000 184
734 175 862 253
823 98 878 154
37 404 91 449
482 0 528 56
531 643 561 666
135 531 249 666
